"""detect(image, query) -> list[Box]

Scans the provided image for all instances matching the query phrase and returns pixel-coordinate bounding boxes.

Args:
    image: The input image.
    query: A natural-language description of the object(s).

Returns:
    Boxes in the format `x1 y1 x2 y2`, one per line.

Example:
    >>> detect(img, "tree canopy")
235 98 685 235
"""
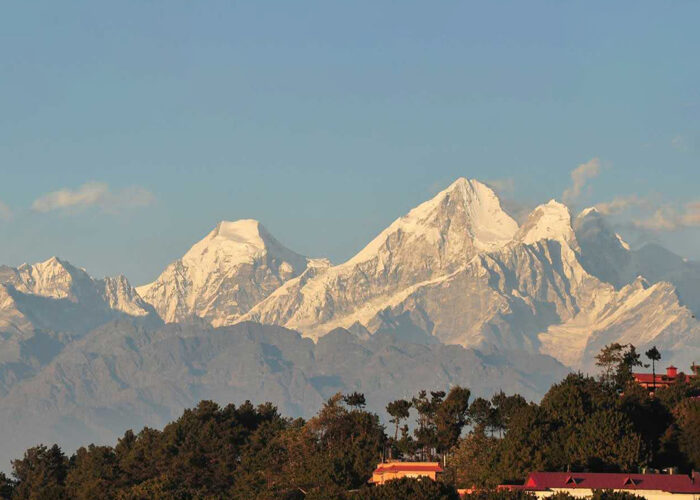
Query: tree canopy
2 344 698 499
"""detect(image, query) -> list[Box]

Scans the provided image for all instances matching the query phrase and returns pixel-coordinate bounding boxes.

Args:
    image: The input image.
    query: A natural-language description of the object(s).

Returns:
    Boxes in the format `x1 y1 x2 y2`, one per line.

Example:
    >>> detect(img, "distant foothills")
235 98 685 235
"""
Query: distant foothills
1 178 699 474
0 343 698 499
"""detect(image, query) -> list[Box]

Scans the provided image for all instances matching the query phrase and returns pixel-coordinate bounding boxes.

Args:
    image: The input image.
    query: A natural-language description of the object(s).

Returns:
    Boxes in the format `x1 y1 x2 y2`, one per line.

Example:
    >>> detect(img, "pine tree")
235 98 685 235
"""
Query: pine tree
386 399 412 441
645 346 661 393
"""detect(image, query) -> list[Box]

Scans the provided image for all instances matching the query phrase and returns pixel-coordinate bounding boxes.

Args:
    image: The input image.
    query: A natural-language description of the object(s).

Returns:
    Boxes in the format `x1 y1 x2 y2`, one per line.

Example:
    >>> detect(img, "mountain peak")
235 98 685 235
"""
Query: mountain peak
443 176 482 193
192 218 309 271
19 256 67 272
137 219 313 324
213 219 264 240
517 200 575 245
349 178 518 265
184 219 278 269
574 207 632 250
440 177 498 204
573 206 630 251
12 256 87 300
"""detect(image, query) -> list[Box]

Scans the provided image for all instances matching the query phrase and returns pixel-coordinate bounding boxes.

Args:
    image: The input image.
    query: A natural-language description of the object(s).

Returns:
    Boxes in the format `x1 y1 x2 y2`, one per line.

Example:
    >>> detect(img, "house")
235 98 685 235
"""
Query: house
369 461 443 485
633 364 698 392
500 471 700 500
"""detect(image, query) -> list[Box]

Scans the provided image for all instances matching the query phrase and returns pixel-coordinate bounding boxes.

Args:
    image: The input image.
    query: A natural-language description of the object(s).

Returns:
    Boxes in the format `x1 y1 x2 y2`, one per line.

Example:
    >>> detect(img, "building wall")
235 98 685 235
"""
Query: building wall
371 470 437 485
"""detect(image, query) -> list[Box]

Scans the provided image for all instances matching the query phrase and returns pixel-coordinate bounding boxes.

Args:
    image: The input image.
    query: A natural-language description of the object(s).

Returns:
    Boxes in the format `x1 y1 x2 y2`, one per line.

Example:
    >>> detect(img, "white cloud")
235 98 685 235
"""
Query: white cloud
632 201 700 231
485 178 516 196
483 178 534 223
32 182 155 214
0 200 12 221
562 158 601 205
595 195 649 216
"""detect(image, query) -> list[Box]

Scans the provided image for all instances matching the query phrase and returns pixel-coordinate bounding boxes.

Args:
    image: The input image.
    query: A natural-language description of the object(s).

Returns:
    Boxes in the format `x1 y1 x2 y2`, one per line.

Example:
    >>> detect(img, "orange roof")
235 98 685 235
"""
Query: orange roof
373 462 443 474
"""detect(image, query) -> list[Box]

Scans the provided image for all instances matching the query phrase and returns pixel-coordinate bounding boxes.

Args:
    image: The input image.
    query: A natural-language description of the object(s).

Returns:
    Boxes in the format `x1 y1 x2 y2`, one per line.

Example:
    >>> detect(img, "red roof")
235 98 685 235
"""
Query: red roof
373 462 444 474
521 472 700 494
632 373 693 384
633 365 697 386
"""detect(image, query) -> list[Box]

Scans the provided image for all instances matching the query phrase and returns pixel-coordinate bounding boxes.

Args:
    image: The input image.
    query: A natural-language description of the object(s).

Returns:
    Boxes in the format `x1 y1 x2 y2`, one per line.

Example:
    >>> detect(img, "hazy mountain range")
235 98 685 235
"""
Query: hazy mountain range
0 177 698 469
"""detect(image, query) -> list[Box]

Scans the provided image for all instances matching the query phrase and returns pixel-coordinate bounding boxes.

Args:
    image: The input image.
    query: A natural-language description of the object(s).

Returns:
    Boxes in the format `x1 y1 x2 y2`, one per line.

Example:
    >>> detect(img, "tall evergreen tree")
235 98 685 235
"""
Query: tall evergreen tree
386 399 412 441
435 386 471 453
11 444 68 500
645 346 661 393
469 397 496 435
491 392 528 437
595 343 643 392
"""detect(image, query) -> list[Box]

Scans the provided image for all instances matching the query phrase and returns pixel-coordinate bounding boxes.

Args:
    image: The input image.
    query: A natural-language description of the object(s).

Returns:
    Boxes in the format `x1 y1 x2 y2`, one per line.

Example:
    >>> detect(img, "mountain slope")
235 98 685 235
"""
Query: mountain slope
243 178 519 338
136 220 328 325
0 320 568 470
539 277 700 370
574 208 700 317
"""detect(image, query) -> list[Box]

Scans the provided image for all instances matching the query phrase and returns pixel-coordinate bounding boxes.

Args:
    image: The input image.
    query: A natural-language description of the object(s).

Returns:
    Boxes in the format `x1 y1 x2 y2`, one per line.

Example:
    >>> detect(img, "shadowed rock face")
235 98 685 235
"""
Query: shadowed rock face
0 320 569 471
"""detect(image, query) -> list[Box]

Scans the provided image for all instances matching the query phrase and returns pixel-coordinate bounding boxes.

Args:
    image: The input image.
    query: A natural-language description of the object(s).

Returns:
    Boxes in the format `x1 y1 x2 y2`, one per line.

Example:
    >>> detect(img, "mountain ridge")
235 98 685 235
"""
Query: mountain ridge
1 176 699 470
2 178 698 371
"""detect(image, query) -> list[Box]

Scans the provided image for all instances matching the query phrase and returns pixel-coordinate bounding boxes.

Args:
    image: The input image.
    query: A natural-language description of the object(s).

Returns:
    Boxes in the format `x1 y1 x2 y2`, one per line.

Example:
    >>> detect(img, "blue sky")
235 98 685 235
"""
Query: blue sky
1 1 699 283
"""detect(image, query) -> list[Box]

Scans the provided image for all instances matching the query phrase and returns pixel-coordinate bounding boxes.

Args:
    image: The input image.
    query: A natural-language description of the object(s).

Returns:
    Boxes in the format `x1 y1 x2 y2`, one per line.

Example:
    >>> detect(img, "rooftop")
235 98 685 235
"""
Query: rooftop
633 364 698 386
513 472 700 494
372 461 444 474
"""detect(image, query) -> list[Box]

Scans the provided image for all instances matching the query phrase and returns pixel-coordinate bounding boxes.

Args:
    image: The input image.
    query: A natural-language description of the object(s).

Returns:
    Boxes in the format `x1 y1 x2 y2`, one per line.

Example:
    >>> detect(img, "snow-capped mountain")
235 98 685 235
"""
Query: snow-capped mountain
307 199 601 352
0 257 158 397
242 178 520 338
240 186 591 342
0 257 154 336
540 277 700 370
136 219 330 325
3 177 697 374
230 179 697 369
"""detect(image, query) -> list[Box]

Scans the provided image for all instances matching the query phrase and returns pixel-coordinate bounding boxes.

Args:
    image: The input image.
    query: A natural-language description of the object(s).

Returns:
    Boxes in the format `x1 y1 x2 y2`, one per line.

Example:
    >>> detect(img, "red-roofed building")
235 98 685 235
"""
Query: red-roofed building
501 471 700 499
369 461 443 485
633 364 698 392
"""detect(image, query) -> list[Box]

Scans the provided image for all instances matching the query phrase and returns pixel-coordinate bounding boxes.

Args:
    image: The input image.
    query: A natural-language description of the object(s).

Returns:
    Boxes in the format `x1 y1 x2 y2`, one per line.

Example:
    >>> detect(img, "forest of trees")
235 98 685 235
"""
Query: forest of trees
0 343 698 499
